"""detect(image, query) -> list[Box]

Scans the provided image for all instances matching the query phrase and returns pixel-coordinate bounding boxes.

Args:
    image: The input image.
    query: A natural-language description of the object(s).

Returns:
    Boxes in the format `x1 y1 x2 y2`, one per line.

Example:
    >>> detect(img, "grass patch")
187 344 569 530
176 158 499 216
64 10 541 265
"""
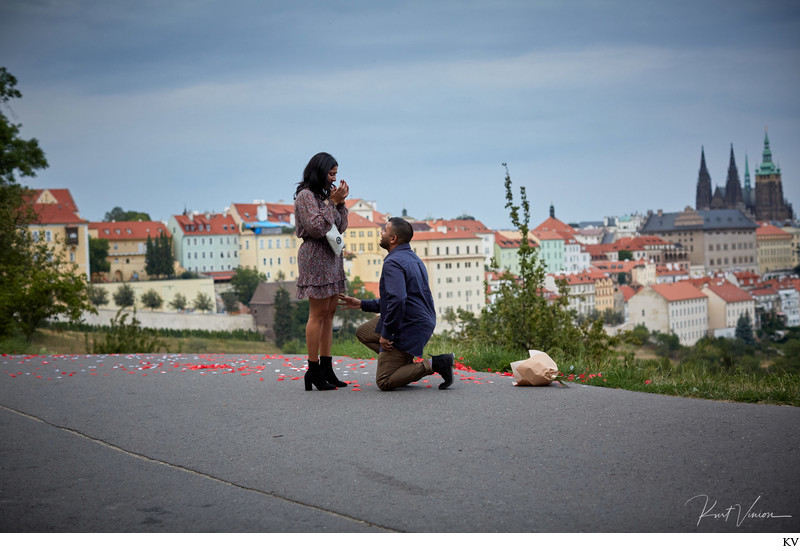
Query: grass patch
336 333 799 407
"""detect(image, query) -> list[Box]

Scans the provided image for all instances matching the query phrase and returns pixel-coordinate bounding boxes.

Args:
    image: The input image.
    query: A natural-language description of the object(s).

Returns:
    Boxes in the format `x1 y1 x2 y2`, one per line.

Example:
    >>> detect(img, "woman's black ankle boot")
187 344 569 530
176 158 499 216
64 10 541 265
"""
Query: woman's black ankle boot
305 360 336 391
320 356 347 387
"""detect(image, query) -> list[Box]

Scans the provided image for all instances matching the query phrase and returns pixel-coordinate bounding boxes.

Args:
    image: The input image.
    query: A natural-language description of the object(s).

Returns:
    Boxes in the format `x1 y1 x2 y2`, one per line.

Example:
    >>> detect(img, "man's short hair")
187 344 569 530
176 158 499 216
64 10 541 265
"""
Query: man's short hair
388 217 414 244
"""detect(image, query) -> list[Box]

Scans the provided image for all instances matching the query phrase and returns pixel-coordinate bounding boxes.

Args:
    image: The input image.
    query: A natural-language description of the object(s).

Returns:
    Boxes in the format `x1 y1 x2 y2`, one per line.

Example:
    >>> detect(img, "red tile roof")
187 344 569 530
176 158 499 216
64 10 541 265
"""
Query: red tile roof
533 216 575 236
531 229 564 241
493 232 538 248
650 282 707 302
25 188 87 225
619 285 638 301
414 230 480 241
89 221 171 240
656 265 688 275
173 213 239 235
751 287 778 297
732 271 761 286
756 223 791 238
610 235 670 251
431 219 491 233
348 211 380 228
592 259 647 273
556 273 597 286
703 281 753 303
232 202 293 224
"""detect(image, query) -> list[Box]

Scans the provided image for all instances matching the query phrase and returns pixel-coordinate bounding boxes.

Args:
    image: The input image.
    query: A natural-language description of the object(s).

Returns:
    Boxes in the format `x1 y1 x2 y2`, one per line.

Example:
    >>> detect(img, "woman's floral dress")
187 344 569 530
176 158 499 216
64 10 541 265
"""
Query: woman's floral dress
294 189 349 299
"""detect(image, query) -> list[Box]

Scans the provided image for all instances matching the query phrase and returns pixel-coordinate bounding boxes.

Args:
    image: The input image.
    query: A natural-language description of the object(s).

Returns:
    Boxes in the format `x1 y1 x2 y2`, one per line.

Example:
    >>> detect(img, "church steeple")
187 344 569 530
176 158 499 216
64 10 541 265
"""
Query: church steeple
695 147 712 210
743 154 754 209
724 144 743 208
757 129 780 175
549 203 555 218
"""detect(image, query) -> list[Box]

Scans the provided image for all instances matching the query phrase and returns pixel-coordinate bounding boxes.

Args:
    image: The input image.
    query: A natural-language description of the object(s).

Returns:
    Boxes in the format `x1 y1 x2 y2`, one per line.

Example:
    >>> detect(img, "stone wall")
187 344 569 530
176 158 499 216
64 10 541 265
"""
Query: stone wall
71 308 256 332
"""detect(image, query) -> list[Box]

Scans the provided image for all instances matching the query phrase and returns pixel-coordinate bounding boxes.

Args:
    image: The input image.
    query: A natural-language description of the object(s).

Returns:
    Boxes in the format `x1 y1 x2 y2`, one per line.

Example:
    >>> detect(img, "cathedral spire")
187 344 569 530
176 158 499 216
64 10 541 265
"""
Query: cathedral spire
743 153 754 209
724 144 743 208
744 154 751 191
695 146 712 210
757 129 779 175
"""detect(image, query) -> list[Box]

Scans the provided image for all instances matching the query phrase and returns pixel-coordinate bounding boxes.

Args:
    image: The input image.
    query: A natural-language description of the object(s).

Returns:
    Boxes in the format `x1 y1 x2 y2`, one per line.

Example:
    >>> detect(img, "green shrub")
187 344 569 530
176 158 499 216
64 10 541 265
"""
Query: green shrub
85 308 163 354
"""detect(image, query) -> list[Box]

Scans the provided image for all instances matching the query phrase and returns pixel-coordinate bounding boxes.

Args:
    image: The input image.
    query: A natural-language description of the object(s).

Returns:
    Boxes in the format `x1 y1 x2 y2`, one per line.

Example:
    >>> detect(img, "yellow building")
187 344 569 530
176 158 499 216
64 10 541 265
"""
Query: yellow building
89 221 171 282
756 223 794 274
344 211 386 284
585 269 615 313
229 202 300 282
25 188 90 279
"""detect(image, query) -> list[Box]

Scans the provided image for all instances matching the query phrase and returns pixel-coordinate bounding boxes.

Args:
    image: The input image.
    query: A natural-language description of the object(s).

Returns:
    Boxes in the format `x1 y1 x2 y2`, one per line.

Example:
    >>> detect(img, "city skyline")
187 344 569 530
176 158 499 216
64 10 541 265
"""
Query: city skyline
2 0 798 229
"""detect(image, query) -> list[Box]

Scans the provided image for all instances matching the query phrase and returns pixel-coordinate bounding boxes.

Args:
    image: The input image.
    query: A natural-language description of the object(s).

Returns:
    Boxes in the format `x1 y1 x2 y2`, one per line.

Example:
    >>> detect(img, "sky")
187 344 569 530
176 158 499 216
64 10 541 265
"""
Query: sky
1 0 799 230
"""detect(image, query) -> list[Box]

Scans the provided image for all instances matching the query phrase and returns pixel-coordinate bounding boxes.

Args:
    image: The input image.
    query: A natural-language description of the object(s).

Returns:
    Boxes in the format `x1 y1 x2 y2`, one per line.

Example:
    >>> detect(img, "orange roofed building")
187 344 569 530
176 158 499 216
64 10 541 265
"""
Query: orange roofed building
89 221 171 282
628 281 709 345
700 281 755 337
410 230 485 331
24 188 90 279
429 218 495 268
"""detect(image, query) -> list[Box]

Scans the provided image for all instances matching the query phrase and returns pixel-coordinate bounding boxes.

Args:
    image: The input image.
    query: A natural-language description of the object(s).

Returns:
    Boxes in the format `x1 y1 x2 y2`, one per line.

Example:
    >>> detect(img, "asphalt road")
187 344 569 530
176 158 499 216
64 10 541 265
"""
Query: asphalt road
1 352 798 533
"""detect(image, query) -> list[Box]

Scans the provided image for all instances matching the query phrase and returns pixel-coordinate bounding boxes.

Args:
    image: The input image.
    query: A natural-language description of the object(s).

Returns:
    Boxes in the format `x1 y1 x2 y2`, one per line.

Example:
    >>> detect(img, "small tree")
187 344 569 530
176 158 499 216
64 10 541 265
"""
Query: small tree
652 331 680 358
103 207 151 222
471 164 592 356
9 240 96 341
273 286 293 347
113 283 136 308
735 311 755 346
140 289 163 311
193 292 214 312
145 233 175 280
89 285 109 307
89 237 110 281
221 291 239 313
158 233 175 278
0 68 90 341
230 266 266 306
87 308 163 354
169 292 188 311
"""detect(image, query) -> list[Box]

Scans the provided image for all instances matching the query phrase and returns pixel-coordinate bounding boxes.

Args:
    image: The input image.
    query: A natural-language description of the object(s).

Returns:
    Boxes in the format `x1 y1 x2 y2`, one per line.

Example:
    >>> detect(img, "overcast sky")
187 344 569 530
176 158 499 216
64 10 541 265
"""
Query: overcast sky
2 0 798 229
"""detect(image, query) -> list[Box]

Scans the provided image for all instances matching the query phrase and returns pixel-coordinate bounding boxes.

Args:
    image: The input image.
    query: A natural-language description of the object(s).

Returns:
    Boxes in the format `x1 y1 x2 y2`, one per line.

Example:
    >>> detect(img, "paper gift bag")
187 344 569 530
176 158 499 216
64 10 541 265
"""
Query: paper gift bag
510 349 559 386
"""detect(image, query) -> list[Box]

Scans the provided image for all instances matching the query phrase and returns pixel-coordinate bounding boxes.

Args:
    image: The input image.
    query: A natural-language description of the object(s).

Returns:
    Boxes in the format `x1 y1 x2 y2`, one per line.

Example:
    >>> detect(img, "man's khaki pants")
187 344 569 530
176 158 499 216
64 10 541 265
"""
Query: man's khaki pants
356 316 432 391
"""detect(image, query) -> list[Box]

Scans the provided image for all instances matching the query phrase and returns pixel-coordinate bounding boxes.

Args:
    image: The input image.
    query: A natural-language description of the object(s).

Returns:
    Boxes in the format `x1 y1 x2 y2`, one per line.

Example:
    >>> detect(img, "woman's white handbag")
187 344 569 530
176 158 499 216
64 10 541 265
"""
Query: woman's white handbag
326 224 344 256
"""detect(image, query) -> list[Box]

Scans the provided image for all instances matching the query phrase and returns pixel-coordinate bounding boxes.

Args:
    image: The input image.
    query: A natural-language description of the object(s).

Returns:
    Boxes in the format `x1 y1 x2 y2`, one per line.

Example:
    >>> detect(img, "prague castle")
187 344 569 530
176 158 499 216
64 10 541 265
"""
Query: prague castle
695 131 794 222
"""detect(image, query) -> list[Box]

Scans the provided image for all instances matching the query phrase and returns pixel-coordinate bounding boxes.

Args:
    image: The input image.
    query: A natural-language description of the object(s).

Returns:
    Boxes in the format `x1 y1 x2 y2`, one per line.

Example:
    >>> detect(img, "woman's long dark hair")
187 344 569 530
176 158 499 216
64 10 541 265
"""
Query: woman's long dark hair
294 152 338 200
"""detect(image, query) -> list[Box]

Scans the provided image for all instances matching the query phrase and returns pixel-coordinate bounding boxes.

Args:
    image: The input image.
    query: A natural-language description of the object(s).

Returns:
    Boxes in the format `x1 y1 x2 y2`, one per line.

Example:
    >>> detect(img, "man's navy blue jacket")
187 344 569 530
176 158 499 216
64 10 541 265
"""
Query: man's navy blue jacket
360 243 436 357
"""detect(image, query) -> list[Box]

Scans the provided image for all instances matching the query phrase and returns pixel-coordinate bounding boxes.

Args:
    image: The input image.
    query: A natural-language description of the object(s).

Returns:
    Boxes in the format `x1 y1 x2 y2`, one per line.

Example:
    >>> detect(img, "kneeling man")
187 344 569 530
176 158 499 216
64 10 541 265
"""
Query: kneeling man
338 217 454 391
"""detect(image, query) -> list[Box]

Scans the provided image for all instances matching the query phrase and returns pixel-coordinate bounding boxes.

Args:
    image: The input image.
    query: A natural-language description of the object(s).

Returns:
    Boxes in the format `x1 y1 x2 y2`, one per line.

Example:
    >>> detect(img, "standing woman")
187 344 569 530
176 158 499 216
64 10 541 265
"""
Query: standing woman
294 152 350 391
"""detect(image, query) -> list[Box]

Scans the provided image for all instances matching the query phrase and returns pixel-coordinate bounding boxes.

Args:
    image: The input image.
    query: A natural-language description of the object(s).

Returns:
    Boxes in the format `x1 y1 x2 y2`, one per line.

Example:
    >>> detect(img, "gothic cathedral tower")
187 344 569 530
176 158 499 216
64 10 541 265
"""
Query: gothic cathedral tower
755 131 794 221
695 147 712 210
724 145 744 209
